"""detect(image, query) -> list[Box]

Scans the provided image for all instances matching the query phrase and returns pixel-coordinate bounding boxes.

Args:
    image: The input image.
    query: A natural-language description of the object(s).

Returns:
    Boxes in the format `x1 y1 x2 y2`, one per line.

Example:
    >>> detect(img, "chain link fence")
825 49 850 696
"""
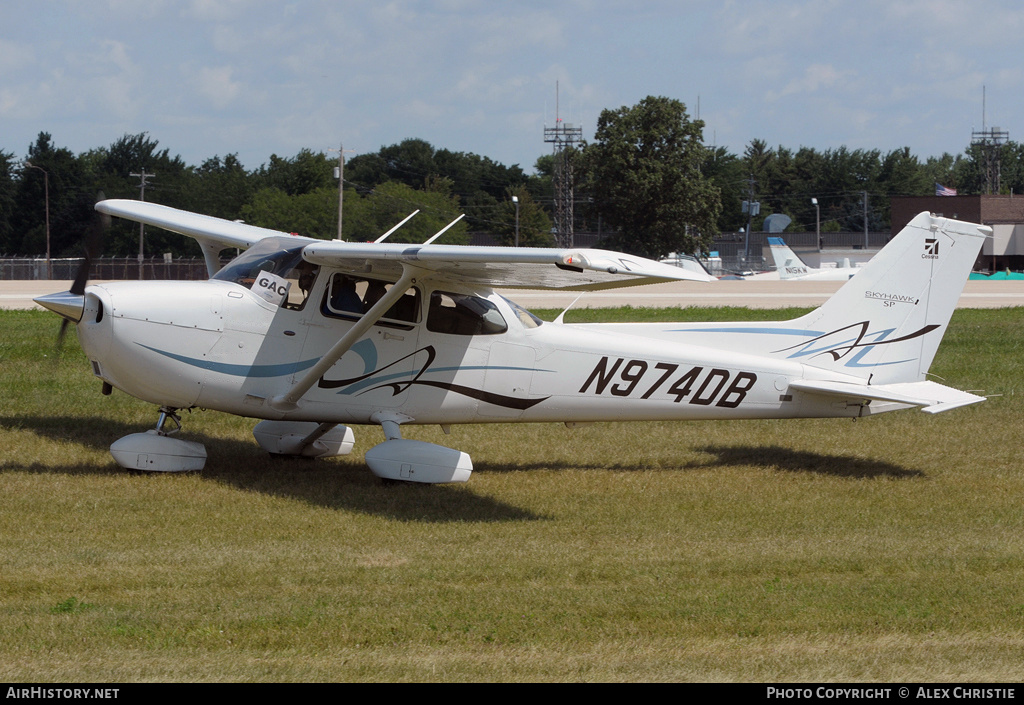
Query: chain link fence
0 257 211 281
3 230 889 281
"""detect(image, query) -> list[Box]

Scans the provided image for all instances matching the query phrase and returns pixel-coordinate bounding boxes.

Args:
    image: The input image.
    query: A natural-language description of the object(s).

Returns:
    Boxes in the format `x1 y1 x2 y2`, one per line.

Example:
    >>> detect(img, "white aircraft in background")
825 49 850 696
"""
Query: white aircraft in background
34 202 987 483
767 236 863 281
658 252 714 279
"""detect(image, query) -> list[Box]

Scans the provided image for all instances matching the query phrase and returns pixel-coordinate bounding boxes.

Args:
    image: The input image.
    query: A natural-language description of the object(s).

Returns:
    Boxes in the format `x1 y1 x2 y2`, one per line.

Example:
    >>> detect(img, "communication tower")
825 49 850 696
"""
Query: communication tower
544 87 583 248
972 87 1009 194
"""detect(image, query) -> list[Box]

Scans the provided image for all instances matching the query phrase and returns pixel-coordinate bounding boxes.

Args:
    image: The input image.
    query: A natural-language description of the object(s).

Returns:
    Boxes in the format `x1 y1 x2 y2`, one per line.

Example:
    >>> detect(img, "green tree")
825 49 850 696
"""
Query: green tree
875 147 930 223
182 153 253 220
997 141 1024 195
923 153 963 193
0 150 16 252
345 138 539 233
240 186 339 239
585 96 720 258
82 133 193 256
13 132 94 256
351 181 467 244
255 149 334 196
703 146 746 232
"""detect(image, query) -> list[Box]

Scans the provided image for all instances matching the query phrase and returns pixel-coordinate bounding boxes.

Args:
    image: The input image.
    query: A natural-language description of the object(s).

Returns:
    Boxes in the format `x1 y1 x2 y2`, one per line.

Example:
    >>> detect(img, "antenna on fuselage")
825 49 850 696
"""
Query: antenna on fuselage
423 214 466 245
553 293 585 324
374 210 419 243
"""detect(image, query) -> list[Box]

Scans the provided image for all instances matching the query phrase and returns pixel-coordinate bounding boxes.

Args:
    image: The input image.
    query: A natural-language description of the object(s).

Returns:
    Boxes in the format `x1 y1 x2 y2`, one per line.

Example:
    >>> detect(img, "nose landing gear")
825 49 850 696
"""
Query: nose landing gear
109 406 207 473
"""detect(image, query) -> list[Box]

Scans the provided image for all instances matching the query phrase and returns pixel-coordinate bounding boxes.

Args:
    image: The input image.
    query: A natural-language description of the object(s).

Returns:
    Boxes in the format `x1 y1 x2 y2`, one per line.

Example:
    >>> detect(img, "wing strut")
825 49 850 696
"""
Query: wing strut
270 266 418 411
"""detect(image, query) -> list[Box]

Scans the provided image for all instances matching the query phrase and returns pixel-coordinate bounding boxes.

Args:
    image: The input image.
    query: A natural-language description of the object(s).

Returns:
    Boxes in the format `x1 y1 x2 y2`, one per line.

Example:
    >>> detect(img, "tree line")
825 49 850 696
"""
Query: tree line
2 96 1020 260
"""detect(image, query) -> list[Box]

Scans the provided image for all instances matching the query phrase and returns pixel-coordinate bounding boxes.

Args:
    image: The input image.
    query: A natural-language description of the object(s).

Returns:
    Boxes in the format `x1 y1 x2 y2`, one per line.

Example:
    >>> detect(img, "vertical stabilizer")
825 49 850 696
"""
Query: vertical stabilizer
785 213 988 383
767 236 811 279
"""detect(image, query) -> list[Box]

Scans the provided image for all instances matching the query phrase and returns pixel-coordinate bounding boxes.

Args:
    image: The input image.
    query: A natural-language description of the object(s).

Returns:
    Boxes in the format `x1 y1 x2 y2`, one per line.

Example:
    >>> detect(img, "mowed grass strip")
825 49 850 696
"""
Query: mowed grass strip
1 308 1022 682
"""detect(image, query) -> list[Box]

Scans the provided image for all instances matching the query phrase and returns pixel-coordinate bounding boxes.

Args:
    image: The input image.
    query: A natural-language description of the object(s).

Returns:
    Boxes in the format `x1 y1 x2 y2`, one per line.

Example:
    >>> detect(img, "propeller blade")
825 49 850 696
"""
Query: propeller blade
70 191 108 296
56 319 71 352
52 192 109 355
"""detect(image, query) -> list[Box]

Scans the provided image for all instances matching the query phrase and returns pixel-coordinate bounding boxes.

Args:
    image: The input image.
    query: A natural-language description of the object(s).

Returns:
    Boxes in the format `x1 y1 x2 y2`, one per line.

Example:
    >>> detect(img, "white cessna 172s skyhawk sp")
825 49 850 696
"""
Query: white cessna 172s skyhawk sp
767 236 863 281
35 201 988 483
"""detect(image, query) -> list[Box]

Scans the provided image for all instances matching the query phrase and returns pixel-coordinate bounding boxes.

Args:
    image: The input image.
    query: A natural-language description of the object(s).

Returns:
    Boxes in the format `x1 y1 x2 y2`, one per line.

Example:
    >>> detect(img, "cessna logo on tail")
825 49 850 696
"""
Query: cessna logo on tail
923 238 939 259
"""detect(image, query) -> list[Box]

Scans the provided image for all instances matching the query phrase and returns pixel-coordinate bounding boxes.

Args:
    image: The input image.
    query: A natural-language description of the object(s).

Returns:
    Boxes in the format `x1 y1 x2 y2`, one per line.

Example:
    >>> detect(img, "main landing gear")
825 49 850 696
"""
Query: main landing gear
363 412 473 484
108 408 470 483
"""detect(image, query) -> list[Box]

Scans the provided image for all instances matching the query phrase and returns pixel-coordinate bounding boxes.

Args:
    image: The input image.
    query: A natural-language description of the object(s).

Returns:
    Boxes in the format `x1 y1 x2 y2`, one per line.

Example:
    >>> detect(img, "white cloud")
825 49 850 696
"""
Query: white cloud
7 1 1024 168
0 39 34 73
196 65 243 110
781 64 851 97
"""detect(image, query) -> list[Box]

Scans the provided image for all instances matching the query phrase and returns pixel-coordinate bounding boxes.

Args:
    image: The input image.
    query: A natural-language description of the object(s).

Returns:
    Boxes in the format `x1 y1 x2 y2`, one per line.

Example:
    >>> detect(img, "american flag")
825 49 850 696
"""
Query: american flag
935 183 958 196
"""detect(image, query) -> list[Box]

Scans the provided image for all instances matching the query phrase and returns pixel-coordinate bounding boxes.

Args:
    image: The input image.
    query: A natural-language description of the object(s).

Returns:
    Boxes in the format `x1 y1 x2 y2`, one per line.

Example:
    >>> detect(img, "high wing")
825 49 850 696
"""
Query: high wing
301 241 712 289
95 199 314 276
95 199 300 249
95 199 713 289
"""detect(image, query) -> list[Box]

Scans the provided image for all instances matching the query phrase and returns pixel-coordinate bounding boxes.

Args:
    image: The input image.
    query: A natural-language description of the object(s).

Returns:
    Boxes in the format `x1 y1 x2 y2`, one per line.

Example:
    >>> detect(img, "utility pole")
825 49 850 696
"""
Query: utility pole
330 143 353 240
862 191 868 250
741 176 759 264
130 170 155 279
338 143 344 240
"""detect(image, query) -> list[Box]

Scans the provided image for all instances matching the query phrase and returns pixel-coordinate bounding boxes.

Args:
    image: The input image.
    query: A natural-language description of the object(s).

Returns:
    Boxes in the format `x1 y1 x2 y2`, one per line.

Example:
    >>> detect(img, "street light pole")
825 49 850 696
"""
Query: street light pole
511 195 520 247
811 197 820 253
23 161 50 279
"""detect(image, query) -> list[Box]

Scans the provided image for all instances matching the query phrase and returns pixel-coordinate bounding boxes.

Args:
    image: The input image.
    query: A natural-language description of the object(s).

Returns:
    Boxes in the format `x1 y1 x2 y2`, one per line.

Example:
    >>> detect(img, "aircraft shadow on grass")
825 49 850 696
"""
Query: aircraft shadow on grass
0 414 542 523
431 443 924 479
687 444 925 479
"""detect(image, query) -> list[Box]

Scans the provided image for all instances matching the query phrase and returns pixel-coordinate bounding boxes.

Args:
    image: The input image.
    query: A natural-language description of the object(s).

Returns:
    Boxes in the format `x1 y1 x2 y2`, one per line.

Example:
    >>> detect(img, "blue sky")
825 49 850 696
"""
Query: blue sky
4 1 1023 172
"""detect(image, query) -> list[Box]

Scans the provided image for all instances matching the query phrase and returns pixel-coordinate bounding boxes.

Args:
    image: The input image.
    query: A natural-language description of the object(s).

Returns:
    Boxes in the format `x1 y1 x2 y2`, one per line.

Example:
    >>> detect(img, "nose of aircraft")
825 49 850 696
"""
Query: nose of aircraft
33 290 86 323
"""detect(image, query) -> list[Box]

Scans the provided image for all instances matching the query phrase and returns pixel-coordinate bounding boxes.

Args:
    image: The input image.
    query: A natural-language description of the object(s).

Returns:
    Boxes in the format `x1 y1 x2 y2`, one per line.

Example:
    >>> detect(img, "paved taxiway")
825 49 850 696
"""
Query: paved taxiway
5 279 1024 311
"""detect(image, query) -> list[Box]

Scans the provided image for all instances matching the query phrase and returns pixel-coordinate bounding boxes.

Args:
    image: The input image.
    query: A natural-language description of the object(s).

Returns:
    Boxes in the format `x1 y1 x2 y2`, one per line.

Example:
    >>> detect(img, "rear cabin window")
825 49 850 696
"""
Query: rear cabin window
322 274 420 330
427 291 507 336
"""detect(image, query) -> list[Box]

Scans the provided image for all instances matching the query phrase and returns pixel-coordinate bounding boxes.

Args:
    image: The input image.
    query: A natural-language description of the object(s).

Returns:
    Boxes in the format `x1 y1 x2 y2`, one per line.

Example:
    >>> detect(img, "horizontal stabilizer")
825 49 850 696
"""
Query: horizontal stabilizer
789 379 985 414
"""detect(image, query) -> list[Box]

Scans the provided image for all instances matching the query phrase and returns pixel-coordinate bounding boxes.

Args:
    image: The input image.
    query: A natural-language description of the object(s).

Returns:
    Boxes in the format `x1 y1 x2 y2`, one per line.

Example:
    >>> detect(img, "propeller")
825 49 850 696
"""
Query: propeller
48 193 109 352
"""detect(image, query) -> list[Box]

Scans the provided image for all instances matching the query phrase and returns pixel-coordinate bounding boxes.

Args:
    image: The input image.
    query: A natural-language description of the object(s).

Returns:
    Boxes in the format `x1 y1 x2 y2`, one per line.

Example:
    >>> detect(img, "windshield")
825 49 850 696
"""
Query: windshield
500 295 543 328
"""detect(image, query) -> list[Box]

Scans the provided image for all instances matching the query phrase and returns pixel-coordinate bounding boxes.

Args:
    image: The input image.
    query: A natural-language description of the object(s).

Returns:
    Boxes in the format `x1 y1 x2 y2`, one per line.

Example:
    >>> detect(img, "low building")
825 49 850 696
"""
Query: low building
891 195 1024 271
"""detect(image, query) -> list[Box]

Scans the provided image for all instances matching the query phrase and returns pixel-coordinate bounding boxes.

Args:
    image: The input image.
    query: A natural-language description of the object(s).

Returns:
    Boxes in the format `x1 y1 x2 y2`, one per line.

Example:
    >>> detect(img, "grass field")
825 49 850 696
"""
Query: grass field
1 306 1023 682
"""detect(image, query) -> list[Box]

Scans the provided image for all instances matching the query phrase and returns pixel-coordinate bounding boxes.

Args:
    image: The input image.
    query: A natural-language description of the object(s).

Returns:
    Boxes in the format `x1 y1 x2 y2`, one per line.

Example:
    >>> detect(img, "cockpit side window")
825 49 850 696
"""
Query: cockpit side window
213 238 319 311
427 291 507 335
322 274 420 330
281 259 319 310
